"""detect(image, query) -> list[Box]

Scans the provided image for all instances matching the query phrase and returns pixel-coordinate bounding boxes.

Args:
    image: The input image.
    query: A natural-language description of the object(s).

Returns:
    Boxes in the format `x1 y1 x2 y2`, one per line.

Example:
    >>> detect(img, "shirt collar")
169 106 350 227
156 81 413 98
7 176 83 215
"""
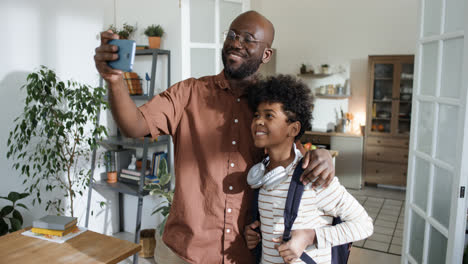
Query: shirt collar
214 70 249 97
214 70 230 90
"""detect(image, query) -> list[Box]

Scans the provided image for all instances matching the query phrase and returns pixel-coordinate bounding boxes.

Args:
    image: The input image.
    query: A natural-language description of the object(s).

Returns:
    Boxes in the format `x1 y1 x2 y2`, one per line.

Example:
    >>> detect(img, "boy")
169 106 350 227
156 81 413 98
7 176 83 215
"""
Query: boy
245 75 373 264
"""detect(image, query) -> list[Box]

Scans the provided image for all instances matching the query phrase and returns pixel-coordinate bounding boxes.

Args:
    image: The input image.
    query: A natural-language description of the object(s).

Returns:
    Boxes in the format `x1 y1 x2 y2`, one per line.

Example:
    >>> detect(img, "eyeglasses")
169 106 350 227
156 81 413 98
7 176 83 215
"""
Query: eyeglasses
223 30 265 47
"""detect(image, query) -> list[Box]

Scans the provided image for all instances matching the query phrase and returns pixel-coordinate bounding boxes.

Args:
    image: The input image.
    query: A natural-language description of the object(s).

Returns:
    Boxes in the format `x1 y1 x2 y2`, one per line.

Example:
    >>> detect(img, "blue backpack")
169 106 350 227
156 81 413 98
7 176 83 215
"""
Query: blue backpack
250 159 352 264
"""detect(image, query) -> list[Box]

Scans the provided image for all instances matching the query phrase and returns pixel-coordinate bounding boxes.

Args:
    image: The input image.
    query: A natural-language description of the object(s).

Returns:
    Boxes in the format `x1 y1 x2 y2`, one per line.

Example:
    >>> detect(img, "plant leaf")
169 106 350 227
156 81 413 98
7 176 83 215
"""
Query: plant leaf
8 217 22 232
12 210 23 225
7 192 20 203
0 206 13 217
0 218 8 236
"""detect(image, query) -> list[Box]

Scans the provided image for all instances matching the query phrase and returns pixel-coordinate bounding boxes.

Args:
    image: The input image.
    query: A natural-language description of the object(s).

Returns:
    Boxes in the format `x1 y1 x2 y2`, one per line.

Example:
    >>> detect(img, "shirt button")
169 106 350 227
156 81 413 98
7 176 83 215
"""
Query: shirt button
237 98 240 102
232 141 236 145
227 208 232 213
230 163 235 167
234 119 238 123
226 229 231 233
229 186 233 191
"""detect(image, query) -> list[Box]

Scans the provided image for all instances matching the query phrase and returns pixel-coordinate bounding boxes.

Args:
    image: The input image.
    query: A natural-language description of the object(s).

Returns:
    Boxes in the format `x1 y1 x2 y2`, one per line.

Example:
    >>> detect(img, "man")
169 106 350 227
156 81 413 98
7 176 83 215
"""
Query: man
94 10 334 264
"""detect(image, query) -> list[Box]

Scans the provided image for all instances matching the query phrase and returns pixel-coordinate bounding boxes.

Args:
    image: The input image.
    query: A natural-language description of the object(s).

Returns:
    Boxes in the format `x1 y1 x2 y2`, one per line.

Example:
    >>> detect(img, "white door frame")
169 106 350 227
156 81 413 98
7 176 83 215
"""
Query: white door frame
402 0 467 263
180 0 250 80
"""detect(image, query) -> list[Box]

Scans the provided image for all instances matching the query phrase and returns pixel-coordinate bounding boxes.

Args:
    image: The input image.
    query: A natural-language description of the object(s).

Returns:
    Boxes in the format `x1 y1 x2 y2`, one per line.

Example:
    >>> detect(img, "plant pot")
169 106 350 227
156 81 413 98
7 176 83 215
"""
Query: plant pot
139 229 156 258
107 171 117 183
148 37 161 49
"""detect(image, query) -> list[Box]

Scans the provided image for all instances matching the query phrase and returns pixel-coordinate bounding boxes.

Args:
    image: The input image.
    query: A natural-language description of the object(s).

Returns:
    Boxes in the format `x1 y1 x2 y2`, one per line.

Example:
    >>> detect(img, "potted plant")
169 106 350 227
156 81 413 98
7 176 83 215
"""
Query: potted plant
143 158 175 262
6 66 108 217
108 23 136 40
144 24 164 49
321 64 330 74
300 63 307 74
0 192 29 236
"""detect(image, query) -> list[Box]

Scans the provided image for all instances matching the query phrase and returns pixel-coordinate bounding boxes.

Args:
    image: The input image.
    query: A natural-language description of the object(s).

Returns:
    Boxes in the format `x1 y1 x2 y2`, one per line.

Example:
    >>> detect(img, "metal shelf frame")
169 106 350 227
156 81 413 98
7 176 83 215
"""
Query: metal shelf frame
85 49 171 264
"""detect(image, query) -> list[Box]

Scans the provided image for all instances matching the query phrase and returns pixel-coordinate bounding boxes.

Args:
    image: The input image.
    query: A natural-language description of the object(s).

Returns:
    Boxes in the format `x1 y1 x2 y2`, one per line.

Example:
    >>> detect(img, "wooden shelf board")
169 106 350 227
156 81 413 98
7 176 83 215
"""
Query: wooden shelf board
297 73 333 78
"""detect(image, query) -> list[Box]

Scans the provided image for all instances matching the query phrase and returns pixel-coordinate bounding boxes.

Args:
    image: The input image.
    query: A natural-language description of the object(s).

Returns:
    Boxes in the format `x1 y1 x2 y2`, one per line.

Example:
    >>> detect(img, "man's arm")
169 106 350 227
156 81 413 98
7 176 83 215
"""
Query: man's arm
295 142 335 188
94 30 150 138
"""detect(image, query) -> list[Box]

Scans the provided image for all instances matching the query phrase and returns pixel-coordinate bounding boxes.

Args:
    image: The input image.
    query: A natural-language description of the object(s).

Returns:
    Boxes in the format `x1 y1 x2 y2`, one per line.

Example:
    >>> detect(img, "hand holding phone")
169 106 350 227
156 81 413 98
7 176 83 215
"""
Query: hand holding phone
107 39 136 72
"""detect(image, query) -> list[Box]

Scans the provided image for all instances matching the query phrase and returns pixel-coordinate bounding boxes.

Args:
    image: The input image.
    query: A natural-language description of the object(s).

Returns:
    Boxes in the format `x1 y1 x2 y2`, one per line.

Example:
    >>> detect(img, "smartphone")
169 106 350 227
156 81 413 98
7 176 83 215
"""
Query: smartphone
107 39 136 72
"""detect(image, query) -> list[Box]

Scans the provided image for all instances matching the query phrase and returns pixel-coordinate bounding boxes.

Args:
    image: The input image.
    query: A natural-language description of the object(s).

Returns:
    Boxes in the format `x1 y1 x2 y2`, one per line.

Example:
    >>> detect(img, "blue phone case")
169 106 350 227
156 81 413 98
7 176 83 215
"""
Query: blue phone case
108 39 136 72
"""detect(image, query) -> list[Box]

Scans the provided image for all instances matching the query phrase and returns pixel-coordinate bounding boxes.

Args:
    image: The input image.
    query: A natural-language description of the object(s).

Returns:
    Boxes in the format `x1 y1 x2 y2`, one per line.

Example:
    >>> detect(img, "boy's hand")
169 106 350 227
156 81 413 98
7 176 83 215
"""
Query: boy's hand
244 220 261 249
300 148 334 188
272 229 316 264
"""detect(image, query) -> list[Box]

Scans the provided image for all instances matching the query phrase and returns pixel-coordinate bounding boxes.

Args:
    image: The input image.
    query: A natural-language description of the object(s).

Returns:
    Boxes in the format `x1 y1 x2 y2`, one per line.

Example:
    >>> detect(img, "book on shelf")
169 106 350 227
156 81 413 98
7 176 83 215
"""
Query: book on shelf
33 215 77 231
121 168 151 177
119 173 140 181
119 174 160 185
152 151 167 177
31 225 77 237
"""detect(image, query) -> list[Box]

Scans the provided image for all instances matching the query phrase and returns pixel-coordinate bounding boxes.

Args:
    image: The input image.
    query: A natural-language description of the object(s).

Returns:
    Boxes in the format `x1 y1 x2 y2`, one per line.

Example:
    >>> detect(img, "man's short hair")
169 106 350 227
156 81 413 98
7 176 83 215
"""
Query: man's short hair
248 74 314 140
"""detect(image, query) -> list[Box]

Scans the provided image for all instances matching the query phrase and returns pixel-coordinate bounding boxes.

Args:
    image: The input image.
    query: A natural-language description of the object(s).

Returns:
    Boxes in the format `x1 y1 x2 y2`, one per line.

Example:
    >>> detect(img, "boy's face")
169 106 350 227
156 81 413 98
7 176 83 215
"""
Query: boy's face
251 102 296 149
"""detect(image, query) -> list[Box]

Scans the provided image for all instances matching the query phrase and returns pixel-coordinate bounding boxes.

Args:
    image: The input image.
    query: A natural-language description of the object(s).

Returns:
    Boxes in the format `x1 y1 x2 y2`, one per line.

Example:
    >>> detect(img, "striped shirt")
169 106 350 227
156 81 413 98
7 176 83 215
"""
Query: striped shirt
258 162 374 264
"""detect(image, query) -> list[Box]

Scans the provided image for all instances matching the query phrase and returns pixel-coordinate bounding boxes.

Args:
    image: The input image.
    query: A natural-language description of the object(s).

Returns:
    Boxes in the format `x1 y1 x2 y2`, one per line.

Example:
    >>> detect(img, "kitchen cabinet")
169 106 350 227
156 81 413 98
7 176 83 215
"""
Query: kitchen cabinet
331 135 363 189
301 131 363 189
364 55 414 187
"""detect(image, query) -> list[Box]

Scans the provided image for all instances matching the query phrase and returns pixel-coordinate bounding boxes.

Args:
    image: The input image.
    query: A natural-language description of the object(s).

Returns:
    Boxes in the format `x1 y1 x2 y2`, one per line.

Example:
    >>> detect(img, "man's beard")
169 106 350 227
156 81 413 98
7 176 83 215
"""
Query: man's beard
222 48 263 79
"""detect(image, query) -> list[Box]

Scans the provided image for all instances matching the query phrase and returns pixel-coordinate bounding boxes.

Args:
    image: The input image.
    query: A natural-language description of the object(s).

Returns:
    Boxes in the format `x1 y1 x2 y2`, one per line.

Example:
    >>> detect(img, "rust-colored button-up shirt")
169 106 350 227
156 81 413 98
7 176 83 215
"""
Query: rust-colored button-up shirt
139 71 262 263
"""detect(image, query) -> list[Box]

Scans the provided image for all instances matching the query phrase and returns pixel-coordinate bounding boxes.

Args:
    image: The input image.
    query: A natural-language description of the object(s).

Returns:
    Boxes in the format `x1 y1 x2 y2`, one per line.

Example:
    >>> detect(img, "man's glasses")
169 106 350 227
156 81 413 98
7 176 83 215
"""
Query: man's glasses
223 30 265 47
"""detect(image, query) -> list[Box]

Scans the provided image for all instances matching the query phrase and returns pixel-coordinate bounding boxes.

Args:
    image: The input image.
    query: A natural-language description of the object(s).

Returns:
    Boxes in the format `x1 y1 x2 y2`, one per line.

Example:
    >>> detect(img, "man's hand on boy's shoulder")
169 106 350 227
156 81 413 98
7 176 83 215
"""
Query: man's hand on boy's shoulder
300 148 334 188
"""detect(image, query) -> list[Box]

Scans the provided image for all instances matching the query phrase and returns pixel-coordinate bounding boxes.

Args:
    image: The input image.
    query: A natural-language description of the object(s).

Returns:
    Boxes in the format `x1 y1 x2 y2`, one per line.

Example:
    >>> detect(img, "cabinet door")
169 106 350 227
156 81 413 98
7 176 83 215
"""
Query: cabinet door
369 61 395 136
368 56 414 137
395 61 414 136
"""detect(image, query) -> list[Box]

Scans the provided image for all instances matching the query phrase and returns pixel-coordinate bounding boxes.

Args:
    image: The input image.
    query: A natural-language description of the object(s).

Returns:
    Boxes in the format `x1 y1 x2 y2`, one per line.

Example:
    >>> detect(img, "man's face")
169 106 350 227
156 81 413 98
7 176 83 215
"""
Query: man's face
222 19 268 79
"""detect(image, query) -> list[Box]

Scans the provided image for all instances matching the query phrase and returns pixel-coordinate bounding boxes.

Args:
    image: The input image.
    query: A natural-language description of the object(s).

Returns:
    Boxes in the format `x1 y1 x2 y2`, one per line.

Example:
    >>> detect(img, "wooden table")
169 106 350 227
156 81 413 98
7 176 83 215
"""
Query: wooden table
0 227 141 264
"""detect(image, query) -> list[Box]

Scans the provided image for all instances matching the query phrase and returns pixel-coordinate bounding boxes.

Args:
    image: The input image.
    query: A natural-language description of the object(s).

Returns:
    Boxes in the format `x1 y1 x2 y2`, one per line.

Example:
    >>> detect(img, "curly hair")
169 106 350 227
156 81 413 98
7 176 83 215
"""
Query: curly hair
248 74 314 140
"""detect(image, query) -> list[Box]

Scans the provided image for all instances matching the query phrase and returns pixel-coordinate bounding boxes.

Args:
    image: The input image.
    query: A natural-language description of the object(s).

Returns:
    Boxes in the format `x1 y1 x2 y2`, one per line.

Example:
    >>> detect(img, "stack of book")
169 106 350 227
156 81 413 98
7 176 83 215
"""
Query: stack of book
32 215 78 237
120 169 159 184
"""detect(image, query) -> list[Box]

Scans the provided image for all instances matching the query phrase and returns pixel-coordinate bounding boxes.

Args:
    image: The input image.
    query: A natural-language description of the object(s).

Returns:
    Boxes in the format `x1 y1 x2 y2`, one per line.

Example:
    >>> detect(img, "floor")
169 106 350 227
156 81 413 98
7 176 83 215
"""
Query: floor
116 185 406 264
347 185 406 264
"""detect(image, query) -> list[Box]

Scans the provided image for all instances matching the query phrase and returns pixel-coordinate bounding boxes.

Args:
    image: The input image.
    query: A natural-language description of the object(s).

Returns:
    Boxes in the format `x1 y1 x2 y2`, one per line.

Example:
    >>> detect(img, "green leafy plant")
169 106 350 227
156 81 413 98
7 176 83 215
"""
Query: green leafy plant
6 66 108 217
144 157 172 235
108 23 136 39
144 24 164 37
0 192 29 236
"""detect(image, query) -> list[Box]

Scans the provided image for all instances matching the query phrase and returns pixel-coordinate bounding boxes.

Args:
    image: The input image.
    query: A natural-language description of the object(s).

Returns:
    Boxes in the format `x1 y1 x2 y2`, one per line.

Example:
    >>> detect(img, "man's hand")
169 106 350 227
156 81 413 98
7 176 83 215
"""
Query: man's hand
273 229 316 264
94 30 123 84
300 148 334 188
244 220 261 249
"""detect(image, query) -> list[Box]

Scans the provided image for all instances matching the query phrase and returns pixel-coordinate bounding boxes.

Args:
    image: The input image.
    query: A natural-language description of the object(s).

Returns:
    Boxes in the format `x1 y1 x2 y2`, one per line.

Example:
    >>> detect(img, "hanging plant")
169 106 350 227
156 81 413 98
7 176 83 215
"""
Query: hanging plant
6 66 108 217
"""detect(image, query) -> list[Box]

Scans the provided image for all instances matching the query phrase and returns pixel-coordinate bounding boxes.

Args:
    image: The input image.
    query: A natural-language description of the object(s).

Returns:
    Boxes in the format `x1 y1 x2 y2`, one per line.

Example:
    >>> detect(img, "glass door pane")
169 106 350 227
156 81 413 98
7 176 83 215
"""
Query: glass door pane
371 63 393 134
190 0 215 43
397 63 414 135
219 0 242 42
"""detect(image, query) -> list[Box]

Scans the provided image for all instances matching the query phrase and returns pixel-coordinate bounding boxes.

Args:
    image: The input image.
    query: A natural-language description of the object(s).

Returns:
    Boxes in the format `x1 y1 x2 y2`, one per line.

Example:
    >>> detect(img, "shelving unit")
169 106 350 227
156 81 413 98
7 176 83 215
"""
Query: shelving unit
85 49 171 264
298 72 350 98
363 55 414 187
297 72 333 78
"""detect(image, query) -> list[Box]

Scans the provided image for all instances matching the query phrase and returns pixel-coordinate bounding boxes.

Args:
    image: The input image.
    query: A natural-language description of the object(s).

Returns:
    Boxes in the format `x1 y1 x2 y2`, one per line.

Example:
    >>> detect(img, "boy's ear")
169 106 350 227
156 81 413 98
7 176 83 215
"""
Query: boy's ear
288 121 301 138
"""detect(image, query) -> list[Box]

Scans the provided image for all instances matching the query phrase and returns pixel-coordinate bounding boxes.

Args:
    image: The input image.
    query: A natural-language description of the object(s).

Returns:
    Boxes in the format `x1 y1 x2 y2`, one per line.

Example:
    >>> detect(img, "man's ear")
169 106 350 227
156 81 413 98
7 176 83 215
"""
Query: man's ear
288 121 301 138
262 48 273 64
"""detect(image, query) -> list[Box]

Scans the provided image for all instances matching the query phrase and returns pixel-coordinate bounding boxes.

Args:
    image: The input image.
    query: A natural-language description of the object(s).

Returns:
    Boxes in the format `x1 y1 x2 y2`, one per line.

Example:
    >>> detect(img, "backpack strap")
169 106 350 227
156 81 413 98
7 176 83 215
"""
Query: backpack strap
283 158 316 264
250 188 262 263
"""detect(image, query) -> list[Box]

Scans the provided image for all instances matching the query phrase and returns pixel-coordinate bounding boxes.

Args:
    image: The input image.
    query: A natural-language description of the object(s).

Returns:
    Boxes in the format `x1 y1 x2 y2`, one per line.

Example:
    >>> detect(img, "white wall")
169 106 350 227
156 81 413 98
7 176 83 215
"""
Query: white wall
0 0 181 235
252 0 418 131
